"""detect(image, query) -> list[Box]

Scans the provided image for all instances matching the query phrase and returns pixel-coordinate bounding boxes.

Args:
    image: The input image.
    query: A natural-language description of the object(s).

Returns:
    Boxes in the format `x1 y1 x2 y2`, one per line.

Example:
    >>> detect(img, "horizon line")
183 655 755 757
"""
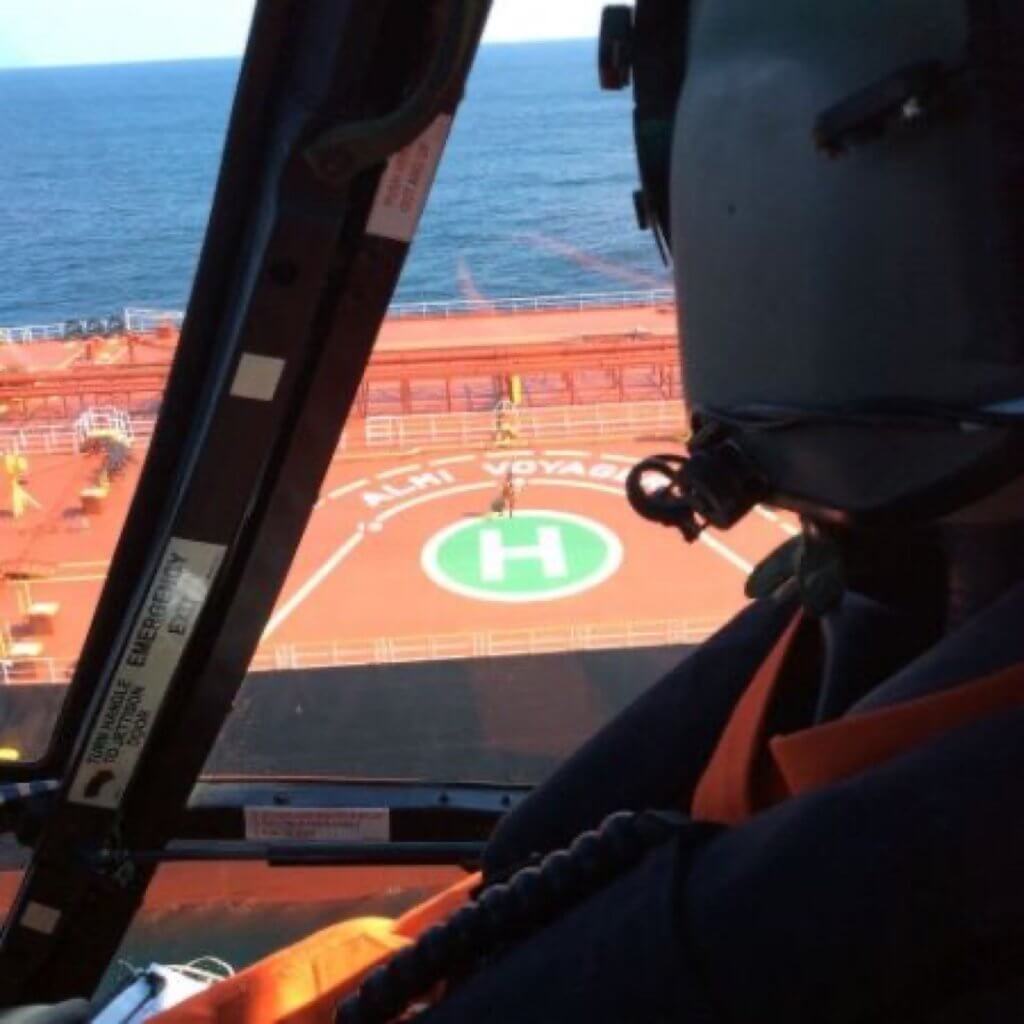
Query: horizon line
0 34 596 73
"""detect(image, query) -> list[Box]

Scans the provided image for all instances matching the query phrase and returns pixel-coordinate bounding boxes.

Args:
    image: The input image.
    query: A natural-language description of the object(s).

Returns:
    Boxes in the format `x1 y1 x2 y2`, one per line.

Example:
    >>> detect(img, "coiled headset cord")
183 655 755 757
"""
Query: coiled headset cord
336 810 709 1023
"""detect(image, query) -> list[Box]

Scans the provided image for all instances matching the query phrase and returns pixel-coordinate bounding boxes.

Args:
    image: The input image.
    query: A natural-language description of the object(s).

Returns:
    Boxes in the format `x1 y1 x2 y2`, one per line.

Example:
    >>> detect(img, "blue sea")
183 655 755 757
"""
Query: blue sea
0 40 670 327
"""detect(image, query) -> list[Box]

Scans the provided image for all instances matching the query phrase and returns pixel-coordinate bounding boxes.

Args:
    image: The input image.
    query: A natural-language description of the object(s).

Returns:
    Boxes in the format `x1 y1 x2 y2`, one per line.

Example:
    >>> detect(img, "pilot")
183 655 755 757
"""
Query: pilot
413 1 1024 1020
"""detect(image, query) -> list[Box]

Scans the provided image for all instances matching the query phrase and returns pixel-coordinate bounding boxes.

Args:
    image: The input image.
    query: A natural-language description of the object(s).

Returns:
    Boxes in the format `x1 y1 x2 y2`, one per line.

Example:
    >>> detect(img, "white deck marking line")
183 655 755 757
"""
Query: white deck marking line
755 506 800 536
430 454 475 467
374 479 626 526
263 476 630 639
362 447 424 462
262 532 365 639
328 478 370 500
526 479 625 497
37 574 108 584
599 454 640 465
699 533 754 574
542 449 590 458
377 463 422 480
376 483 500 523
484 450 535 460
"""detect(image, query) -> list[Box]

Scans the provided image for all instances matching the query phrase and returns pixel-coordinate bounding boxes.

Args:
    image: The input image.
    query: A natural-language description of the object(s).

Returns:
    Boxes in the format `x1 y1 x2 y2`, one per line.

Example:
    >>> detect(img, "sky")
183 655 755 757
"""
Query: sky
0 0 608 70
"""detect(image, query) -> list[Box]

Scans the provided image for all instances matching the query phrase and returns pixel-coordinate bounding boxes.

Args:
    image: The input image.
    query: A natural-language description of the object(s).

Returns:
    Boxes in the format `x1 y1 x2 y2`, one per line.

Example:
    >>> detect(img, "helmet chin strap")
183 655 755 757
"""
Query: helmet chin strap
627 419 1024 630
625 424 768 541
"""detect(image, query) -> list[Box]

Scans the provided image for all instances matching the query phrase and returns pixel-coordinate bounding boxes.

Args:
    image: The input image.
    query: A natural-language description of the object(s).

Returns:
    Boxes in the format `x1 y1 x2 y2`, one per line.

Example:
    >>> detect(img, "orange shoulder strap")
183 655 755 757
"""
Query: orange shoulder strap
771 661 1024 798
694 607 1024 826
690 611 805 824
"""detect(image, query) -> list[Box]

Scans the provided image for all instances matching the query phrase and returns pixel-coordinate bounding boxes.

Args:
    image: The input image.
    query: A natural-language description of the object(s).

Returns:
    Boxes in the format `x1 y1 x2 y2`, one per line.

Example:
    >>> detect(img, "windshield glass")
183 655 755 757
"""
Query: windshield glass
0 2 789 777
0 54 240 761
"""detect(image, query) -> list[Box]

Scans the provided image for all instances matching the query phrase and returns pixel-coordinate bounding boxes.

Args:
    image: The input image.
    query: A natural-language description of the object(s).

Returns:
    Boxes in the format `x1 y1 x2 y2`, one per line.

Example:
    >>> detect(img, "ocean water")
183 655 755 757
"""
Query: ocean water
0 40 670 327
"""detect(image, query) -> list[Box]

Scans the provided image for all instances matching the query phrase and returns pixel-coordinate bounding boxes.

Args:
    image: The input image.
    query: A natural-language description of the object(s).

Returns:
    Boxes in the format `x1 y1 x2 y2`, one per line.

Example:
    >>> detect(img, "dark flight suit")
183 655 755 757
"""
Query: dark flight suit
419 581 1024 1022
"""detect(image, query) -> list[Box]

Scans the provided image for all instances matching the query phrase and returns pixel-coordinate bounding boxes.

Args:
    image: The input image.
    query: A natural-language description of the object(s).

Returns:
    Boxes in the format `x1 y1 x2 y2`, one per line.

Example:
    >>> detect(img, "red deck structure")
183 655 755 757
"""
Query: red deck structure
0 302 784 687
0 304 680 419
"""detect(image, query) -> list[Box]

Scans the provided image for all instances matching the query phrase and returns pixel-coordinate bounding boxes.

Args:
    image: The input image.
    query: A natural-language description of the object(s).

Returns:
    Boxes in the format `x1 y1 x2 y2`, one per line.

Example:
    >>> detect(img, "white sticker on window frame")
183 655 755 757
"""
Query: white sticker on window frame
68 538 226 809
244 807 391 843
230 353 285 402
366 114 453 243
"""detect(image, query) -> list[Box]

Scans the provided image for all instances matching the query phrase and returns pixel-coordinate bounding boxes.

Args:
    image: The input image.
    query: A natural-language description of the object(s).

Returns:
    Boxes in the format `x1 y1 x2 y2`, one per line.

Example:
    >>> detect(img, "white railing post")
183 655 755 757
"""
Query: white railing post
248 614 725 671
7 290 675 338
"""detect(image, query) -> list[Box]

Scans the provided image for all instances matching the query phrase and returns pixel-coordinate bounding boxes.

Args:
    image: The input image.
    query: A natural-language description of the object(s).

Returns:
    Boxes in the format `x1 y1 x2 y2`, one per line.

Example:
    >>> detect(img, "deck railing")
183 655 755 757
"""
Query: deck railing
2 615 719 684
0 399 685 457
386 289 675 319
0 290 676 343
0 321 70 344
250 618 720 672
360 400 685 449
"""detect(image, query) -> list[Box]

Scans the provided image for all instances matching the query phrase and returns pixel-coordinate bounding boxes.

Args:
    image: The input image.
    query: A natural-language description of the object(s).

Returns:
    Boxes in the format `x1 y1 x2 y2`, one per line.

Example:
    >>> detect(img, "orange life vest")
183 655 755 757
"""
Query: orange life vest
152 873 480 1023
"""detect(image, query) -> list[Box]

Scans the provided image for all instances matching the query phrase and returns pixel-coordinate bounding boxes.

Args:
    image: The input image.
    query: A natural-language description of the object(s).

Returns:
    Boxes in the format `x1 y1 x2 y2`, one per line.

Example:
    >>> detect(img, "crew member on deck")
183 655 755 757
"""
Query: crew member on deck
412 2 1024 1020
501 471 516 518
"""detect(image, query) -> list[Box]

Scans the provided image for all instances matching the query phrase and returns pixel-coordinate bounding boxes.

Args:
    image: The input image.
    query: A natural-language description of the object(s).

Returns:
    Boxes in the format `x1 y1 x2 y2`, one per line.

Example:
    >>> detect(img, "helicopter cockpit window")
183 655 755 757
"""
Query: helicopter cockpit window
0 0 786 781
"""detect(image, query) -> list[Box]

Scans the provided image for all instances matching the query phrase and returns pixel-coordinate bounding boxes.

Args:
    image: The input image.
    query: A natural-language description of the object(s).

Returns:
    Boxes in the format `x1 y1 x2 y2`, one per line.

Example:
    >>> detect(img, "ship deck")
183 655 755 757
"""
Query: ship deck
2 303 677 372
0 303 788 683
0 302 794 921
0 440 796 679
